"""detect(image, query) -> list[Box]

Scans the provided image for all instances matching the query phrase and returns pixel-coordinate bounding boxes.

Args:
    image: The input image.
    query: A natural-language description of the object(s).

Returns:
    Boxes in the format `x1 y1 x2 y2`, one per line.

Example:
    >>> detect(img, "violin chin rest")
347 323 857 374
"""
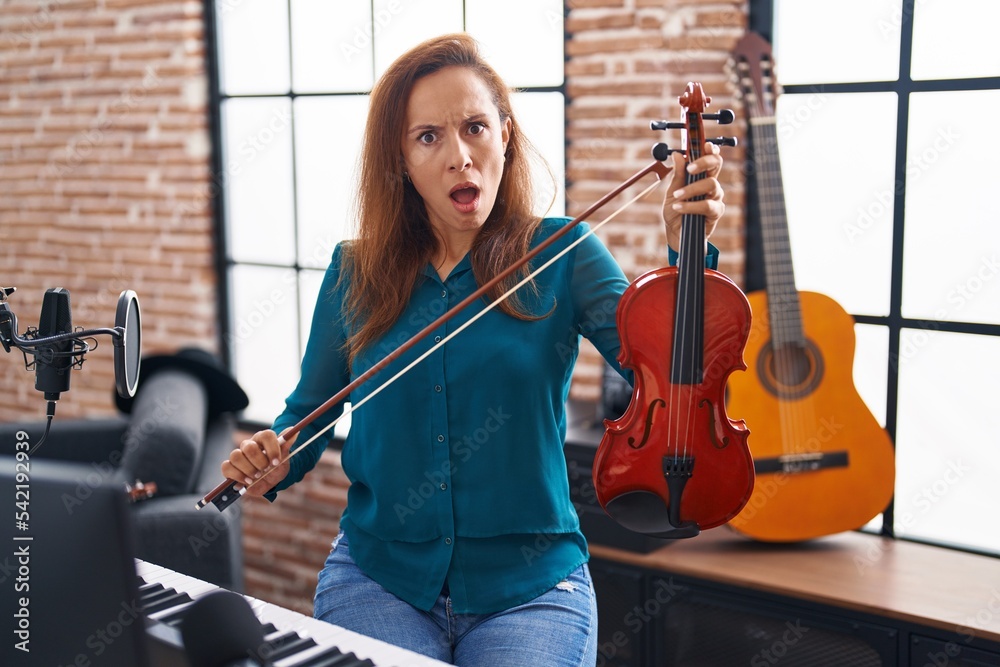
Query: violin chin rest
604 491 701 540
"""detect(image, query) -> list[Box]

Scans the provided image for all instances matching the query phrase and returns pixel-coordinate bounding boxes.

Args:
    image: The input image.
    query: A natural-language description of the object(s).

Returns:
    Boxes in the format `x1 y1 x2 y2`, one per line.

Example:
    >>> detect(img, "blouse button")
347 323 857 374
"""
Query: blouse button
434 385 442 392
437 434 445 442
444 537 452 545
441 290 447 298
440 483 447 491
434 335 442 343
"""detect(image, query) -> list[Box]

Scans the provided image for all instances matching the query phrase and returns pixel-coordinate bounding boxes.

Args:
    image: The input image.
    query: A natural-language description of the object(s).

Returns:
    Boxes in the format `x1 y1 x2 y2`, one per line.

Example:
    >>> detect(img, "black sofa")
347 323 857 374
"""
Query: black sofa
0 352 246 592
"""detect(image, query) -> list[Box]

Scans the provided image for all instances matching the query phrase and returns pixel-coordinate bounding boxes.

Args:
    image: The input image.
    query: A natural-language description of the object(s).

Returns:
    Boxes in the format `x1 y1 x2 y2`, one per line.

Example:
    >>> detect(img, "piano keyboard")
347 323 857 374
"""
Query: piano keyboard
136 559 452 667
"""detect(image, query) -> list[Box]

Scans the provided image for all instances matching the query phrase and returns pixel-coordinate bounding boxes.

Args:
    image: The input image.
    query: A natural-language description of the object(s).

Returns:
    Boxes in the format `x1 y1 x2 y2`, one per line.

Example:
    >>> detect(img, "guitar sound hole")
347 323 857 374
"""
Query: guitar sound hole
758 339 824 400
770 344 811 385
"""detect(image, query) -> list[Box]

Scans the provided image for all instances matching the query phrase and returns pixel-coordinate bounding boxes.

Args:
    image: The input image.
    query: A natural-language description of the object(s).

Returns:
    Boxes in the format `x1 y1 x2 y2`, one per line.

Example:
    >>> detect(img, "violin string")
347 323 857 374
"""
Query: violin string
237 177 668 495
676 132 707 466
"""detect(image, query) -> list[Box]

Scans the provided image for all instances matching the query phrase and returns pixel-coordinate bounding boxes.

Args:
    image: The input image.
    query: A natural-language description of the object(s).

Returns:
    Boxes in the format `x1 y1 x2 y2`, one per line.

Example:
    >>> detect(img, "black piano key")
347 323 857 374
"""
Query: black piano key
143 591 193 615
140 587 181 605
138 581 164 593
262 622 278 635
261 631 318 662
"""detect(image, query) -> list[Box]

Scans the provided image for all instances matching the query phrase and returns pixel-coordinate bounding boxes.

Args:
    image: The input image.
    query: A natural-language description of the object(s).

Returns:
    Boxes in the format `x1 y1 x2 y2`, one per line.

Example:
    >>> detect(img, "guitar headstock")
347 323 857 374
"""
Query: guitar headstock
729 31 782 119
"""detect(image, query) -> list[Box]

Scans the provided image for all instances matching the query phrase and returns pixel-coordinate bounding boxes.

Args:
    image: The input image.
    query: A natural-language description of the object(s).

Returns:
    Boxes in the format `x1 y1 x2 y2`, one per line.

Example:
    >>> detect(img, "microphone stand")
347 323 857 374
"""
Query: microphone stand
1 285 142 451
1 287 126 352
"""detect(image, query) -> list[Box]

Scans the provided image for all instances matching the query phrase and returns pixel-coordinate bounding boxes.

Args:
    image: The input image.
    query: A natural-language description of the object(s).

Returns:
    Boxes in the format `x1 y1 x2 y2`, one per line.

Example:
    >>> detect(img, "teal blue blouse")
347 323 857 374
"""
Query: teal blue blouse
268 218 719 614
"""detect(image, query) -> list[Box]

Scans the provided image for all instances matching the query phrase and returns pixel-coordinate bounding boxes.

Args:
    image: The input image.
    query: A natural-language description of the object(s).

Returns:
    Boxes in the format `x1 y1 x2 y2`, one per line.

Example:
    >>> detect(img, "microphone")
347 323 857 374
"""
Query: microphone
0 286 142 400
180 591 270 667
34 287 74 400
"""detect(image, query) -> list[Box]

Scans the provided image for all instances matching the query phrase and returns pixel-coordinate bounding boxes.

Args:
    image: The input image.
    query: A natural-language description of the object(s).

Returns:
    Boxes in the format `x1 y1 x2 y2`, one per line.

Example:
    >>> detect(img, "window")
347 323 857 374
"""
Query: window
754 0 1000 554
209 1 566 424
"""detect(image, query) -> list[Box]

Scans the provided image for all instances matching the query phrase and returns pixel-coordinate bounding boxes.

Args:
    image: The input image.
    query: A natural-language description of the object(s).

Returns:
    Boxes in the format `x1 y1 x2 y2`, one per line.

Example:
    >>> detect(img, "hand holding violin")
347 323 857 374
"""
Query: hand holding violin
662 141 725 253
221 430 296 498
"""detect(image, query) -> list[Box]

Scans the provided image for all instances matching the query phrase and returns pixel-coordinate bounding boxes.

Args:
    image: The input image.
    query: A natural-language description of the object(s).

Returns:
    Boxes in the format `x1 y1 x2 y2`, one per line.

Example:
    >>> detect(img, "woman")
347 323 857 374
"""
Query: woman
223 33 726 666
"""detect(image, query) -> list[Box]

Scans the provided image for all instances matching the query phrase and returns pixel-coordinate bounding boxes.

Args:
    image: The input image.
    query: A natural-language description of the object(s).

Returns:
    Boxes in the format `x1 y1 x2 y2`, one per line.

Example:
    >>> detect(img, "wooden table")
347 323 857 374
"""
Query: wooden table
590 527 1000 645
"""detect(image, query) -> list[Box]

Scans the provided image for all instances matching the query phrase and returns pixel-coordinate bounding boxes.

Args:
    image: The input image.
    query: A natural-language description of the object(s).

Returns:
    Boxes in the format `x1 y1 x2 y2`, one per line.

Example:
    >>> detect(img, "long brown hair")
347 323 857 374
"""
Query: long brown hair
341 33 554 364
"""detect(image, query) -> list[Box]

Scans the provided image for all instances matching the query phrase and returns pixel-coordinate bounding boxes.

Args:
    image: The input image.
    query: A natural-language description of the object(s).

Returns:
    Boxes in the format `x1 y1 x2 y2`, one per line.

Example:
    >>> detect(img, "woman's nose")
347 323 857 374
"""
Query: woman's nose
448 137 472 172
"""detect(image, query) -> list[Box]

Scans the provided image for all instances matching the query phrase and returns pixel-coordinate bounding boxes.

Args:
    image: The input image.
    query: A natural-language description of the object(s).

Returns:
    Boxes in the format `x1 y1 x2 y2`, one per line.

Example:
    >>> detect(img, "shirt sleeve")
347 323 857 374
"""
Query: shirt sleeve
668 242 720 269
265 244 352 500
567 224 633 382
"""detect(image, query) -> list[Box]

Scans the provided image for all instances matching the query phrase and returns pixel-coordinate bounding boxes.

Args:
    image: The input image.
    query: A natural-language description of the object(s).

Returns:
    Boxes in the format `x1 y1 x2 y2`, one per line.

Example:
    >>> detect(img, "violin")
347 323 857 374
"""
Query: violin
592 82 754 538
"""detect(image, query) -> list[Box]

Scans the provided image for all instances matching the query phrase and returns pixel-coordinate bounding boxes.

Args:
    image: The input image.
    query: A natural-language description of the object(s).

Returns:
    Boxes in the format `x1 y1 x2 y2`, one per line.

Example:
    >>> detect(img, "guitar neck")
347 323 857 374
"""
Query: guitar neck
750 117 804 347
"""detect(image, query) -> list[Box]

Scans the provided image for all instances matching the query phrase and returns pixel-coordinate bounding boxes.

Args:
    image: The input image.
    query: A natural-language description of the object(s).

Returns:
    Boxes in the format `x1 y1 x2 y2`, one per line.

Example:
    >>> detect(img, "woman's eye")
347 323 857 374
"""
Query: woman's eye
418 132 435 144
468 123 486 135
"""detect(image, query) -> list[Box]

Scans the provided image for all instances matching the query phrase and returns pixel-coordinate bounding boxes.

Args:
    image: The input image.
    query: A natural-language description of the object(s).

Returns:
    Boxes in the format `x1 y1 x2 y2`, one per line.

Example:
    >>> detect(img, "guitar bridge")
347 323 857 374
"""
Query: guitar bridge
754 451 849 475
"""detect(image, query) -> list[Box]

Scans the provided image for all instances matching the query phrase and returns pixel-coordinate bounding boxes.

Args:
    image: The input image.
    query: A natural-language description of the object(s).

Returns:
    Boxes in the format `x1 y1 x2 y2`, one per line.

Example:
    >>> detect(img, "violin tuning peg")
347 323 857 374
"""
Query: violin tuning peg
708 136 738 148
652 142 673 161
703 109 735 125
650 120 686 131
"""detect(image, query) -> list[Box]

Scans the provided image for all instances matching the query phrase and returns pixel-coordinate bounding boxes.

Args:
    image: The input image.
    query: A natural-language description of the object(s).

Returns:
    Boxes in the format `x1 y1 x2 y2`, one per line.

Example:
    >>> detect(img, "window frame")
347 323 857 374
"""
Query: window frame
748 0 1000 555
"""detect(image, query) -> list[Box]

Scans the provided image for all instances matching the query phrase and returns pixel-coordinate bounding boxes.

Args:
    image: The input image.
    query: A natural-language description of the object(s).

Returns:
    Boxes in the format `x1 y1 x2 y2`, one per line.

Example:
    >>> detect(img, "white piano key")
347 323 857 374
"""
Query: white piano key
136 559 451 666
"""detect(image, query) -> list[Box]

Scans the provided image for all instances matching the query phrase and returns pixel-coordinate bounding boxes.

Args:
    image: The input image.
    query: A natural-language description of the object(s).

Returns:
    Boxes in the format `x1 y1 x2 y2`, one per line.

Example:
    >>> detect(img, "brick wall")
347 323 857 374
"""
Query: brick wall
565 0 749 401
0 0 217 423
2 0 749 618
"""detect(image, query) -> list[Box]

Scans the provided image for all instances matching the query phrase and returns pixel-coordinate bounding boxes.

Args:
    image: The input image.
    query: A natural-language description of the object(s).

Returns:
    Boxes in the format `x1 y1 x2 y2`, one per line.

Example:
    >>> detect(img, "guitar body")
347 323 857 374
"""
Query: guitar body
726 290 895 541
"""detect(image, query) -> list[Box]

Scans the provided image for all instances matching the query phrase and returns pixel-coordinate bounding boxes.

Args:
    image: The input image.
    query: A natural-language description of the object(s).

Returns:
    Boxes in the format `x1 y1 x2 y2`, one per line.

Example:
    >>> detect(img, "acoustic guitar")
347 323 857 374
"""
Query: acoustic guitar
724 32 895 542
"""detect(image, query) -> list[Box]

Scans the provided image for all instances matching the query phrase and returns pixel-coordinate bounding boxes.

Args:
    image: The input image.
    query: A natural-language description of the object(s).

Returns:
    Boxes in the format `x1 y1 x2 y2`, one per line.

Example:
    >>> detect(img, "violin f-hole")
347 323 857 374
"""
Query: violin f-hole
698 398 731 450
628 398 666 449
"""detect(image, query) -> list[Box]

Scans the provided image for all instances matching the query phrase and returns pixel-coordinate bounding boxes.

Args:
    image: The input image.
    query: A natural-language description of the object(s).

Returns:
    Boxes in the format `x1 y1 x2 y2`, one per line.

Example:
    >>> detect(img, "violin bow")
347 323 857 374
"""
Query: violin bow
198 158 673 512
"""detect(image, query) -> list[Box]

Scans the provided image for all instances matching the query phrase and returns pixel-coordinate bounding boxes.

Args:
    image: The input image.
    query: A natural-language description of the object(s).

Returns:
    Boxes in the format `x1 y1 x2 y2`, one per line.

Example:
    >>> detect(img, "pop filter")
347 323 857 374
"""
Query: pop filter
114 290 141 399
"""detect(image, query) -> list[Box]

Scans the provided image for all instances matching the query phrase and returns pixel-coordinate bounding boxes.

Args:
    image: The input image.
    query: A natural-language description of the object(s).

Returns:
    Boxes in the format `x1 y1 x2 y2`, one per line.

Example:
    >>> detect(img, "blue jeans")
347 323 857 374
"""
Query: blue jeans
313 532 598 666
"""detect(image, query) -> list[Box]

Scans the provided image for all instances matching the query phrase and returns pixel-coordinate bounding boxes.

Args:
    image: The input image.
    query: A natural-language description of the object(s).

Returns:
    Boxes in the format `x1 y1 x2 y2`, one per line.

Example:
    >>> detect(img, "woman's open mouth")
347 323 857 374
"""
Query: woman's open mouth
449 183 481 214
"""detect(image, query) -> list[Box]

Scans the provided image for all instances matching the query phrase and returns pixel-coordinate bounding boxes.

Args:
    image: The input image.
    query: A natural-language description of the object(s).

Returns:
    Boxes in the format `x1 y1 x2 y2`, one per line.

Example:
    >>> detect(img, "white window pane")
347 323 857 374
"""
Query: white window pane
895 330 1000 555
467 0 564 88
912 0 1000 80
294 96 369 268
773 0 901 84
858 319 891 538
776 92 897 316
373 0 464 78
512 92 565 218
230 265 300 424
902 90 1000 325
854 323 890 426
216 0 290 95
291 0 374 93
222 98 296 264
